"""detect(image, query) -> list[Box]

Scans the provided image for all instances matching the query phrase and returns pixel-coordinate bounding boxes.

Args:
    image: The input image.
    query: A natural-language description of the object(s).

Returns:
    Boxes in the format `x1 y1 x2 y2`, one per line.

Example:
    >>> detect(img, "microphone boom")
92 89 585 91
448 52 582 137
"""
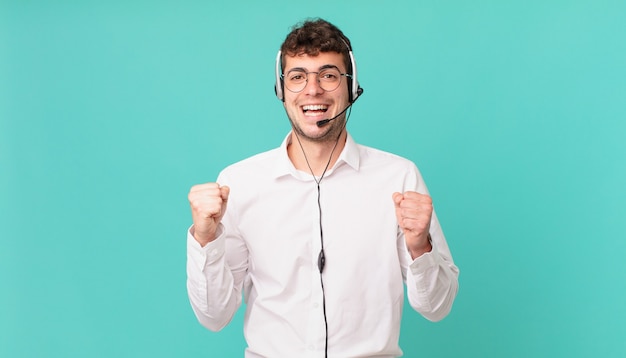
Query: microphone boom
315 87 363 127
316 104 352 127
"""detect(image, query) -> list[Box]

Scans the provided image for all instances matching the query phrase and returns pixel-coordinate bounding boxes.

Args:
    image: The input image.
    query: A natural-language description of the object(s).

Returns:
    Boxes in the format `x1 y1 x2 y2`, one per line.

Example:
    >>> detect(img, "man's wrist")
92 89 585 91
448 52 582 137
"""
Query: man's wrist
408 233 432 259
190 225 216 247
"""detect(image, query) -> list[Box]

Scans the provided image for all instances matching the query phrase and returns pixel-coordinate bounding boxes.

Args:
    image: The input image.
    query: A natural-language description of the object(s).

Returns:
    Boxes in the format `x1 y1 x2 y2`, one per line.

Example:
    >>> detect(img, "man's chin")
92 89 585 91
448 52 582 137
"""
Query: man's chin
294 125 344 143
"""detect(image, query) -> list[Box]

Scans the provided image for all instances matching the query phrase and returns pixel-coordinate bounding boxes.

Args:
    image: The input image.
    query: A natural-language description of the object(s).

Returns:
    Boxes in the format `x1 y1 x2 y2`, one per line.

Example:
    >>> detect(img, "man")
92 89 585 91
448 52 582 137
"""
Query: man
187 18 459 357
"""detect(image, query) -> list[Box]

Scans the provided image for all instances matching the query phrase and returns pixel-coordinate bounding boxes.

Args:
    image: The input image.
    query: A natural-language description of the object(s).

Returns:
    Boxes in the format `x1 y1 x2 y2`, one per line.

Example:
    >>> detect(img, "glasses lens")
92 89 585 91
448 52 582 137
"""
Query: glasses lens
284 68 343 93
284 70 307 93
318 68 342 92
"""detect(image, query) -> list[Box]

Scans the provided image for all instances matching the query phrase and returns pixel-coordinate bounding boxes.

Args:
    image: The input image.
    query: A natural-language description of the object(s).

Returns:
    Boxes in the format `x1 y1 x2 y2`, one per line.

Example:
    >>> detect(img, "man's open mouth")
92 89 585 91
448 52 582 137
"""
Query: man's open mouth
302 104 329 116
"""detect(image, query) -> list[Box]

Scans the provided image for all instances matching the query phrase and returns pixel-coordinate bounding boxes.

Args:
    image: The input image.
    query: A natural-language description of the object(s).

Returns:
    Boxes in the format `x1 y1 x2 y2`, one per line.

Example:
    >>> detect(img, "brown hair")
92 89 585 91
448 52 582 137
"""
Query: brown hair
280 18 353 74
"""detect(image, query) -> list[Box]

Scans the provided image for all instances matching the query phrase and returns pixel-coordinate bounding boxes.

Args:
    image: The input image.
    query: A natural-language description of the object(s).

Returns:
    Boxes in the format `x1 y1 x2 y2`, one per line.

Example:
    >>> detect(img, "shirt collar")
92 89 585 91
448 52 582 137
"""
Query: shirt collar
272 131 361 179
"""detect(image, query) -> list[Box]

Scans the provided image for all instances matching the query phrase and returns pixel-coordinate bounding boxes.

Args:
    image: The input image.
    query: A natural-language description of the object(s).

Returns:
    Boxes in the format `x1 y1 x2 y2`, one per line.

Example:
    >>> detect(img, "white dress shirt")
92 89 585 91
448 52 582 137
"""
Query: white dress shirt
187 133 459 357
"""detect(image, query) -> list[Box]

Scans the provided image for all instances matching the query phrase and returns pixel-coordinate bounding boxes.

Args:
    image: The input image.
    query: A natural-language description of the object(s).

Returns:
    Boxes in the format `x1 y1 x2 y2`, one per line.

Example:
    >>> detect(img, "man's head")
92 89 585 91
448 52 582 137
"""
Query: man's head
275 19 360 103
274 19 362 143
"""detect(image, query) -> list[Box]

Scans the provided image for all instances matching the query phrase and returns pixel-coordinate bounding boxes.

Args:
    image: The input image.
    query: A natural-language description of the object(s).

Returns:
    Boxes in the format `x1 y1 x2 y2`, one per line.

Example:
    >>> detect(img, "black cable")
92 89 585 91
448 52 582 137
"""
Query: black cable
316 183 328 357
292 108 352 358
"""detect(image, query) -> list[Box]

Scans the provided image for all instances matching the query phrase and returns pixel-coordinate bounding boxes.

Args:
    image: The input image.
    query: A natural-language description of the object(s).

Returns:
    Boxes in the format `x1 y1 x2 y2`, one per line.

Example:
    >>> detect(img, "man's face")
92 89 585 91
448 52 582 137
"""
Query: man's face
282 52 350 142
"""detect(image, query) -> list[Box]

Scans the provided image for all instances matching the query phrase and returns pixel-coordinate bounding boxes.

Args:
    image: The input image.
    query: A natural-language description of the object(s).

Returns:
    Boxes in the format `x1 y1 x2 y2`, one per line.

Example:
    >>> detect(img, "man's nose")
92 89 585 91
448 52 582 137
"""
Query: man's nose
304 73 324 95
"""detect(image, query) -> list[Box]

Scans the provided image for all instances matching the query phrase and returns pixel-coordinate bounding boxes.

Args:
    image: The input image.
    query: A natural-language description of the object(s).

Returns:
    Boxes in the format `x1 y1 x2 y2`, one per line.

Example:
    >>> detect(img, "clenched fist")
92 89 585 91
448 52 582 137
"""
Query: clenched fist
392 191 433 259
188 183 230 246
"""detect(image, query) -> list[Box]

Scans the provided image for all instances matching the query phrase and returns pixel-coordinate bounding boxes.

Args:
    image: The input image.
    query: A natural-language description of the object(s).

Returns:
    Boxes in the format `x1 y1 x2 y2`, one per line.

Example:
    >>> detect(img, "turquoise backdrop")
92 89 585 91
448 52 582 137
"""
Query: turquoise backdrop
2 0 625 357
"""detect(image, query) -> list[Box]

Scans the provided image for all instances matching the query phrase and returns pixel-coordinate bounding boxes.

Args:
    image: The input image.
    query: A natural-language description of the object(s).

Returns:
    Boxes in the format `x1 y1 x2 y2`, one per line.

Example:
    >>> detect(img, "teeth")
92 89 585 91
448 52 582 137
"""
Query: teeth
302 105 328 111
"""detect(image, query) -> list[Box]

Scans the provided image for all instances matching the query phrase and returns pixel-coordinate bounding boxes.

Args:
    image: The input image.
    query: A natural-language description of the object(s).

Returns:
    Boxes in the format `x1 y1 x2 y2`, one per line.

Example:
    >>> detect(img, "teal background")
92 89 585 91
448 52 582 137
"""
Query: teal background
2 0 625 357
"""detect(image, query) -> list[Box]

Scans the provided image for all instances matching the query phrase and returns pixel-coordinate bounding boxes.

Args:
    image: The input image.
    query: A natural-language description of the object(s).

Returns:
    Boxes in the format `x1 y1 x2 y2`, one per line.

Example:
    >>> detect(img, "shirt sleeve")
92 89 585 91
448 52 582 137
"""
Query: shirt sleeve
186 223 249 331
399 163 460 322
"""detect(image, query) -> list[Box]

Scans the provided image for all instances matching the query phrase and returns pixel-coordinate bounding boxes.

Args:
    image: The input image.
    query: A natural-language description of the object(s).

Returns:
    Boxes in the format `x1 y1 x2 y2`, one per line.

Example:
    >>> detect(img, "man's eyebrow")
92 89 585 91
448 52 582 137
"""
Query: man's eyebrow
286 67 307 73
285 64 341 73
318 64 340 71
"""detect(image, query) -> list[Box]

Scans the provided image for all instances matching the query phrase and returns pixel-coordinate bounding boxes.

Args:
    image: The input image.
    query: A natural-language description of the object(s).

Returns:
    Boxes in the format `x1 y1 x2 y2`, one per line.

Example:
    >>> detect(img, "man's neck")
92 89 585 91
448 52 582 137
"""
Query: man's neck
287 131 347 177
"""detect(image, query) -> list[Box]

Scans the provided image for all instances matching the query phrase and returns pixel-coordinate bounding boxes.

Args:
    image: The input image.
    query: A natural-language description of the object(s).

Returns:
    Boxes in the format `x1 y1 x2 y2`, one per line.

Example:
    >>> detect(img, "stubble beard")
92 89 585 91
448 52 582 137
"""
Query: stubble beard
290 115 346 144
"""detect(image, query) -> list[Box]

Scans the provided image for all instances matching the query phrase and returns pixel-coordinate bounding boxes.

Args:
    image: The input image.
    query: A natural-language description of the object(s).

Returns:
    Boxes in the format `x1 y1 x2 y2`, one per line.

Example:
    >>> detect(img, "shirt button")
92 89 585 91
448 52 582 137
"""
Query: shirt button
308 345 314 351
209 249 218 256
313 302 319 308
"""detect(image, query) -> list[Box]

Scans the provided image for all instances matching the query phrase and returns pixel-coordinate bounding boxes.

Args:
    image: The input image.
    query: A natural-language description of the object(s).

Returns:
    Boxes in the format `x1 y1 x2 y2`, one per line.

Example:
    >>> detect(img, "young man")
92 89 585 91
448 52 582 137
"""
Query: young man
187 18 459 357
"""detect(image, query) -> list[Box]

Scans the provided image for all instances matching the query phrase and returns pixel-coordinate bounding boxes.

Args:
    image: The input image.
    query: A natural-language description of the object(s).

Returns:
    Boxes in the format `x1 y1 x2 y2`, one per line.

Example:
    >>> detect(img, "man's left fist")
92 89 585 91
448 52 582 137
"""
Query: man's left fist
392 191 433 258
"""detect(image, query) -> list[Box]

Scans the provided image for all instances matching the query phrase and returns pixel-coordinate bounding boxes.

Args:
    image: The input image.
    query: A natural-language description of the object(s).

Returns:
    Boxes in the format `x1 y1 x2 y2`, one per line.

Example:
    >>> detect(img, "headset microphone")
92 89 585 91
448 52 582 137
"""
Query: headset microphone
316 103 352 127
315 87 364 127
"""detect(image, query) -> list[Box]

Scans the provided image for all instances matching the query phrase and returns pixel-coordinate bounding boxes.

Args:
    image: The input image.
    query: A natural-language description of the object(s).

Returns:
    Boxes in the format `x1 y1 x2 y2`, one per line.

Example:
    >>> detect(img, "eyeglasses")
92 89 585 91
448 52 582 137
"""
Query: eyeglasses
281 67 352 93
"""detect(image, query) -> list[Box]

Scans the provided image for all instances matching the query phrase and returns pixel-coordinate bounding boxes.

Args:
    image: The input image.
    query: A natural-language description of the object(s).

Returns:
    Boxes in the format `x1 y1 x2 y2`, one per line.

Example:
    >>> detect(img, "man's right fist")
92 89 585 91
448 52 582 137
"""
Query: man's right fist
188 183 230 246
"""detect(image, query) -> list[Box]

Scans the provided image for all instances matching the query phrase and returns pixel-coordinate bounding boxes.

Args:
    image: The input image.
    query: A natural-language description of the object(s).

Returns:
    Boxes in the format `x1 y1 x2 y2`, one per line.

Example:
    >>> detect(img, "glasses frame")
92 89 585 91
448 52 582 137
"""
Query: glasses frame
281 66 353 94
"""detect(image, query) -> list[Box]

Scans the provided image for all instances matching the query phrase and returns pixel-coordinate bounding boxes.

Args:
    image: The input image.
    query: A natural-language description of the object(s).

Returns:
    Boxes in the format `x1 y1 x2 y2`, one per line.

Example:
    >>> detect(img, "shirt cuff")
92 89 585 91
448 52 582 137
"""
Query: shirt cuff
187 224 226 271
408 240 443 275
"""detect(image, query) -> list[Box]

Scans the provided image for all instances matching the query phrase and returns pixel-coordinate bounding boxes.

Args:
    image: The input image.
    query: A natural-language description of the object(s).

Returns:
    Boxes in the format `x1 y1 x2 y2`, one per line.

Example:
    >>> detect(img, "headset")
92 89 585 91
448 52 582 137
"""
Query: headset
274 38 362 103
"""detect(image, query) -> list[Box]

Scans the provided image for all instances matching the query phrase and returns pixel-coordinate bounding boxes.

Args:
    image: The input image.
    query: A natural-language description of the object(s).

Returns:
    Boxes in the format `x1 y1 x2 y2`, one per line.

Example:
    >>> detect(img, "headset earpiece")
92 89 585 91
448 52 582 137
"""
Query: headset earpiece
345 47 360 103
275 50 285 101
